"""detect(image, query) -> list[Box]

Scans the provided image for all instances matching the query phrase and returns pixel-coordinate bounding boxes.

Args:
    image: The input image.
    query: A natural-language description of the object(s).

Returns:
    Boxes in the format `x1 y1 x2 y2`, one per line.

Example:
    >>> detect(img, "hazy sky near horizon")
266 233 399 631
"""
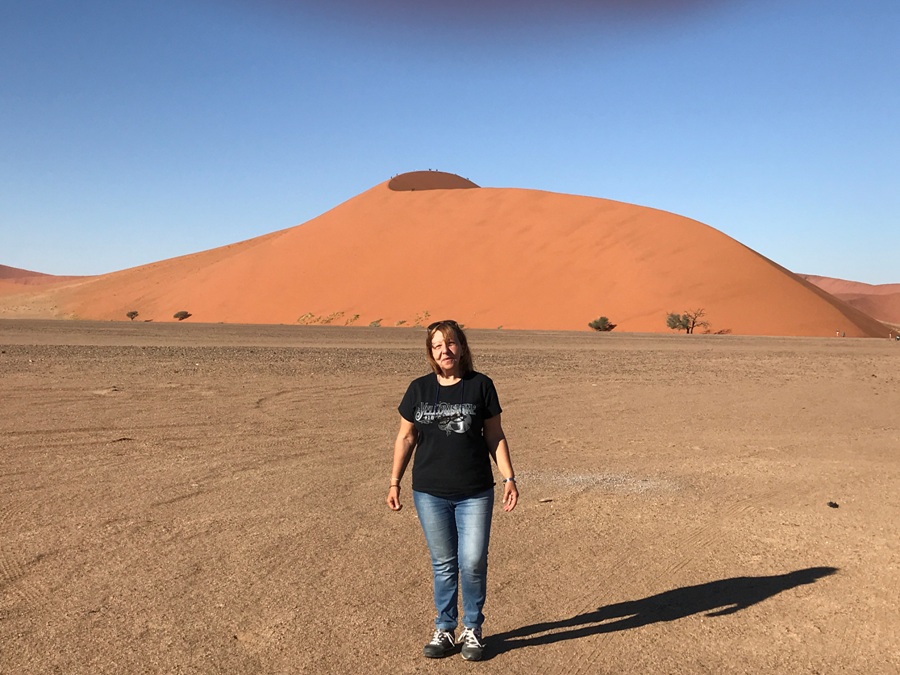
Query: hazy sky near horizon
2 0 898 283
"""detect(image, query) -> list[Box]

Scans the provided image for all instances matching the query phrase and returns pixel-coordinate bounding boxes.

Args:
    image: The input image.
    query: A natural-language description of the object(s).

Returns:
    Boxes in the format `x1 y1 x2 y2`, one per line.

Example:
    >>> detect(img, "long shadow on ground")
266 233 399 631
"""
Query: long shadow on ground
486 566 838 659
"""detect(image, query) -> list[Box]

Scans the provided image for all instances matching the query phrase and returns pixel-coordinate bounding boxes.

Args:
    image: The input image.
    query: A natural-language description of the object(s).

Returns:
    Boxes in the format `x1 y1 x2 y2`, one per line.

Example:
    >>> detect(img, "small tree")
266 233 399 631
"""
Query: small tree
588 316 616 332
666 309 709 334
666 312 689 332
126 310 139 321
173 311 192 321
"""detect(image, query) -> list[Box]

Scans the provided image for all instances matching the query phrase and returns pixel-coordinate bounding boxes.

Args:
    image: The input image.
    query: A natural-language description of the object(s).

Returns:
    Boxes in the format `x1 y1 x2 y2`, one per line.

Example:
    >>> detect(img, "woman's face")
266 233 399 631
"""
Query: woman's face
431 328 462 374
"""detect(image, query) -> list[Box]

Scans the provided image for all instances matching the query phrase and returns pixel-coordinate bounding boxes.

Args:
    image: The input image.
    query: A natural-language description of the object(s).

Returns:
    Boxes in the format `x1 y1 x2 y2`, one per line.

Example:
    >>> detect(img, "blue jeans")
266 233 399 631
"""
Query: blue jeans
413 487 494 631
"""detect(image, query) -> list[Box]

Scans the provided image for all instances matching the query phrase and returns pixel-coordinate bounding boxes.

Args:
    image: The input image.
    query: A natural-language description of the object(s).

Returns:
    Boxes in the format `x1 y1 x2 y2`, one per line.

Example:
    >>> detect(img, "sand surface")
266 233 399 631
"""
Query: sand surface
2 321 899 673
801 275 900 327
0 173 890 337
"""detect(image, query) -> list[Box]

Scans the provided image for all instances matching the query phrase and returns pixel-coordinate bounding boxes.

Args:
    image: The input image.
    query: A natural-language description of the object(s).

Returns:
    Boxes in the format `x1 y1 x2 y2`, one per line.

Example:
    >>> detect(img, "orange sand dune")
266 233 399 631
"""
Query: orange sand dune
0 266 92 314
800 275 900 326
0 264 87 286
0 172 890 336
0 264 45 281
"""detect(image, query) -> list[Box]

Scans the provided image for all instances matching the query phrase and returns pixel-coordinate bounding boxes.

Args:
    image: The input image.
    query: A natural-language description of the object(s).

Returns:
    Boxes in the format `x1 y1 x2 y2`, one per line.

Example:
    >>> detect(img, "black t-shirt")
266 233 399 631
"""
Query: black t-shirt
398 370 502 497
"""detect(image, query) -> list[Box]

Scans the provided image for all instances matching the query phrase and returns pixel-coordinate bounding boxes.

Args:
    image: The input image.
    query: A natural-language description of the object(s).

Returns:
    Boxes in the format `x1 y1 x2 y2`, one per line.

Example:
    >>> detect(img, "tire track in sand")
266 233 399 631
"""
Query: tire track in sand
0 545 51 615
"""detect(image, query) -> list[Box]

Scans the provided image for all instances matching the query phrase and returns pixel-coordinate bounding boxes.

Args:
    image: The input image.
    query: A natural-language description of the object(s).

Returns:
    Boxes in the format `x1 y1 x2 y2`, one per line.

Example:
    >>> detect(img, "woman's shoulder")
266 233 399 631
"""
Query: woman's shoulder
408 372 436 388
400 372 435 407
465 370 496 387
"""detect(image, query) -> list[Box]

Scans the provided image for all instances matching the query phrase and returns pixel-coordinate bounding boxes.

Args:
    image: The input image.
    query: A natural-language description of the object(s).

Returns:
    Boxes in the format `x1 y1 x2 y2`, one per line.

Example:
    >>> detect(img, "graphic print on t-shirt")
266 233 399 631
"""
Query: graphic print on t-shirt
414 402 476 436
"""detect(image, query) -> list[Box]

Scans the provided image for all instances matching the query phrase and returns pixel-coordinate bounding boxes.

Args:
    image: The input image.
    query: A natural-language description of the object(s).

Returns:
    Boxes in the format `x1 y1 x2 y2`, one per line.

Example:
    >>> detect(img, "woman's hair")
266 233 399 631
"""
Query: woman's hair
426 320 474 375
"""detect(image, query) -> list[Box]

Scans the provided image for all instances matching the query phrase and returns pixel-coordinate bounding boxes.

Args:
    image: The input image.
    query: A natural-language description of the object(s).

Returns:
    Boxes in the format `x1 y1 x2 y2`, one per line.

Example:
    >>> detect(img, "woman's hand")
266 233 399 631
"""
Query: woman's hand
502 480 518 512
387 417 416 512
386 485 402 511
484 415 518 512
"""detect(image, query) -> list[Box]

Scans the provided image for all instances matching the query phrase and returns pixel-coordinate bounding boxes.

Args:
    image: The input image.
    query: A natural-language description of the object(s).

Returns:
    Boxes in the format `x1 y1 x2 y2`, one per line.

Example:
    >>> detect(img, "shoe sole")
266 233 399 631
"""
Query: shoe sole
423 644 457 659
423 649 456 659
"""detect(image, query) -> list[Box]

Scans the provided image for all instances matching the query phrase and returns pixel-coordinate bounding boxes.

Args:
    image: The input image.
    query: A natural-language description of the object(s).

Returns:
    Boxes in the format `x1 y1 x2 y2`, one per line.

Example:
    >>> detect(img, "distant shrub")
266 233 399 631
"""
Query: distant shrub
588 316 616 332
666 312 688 331
666 309 708 334
126 310 139 321
395 319 407 326
173 311 192 321
369 319 382 327
345 314 360 325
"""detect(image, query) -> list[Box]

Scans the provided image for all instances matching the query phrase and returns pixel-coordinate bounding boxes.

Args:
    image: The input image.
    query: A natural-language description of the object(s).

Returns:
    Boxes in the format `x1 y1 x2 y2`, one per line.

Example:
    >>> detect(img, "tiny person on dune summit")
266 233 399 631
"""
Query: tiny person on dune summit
387 320 518 661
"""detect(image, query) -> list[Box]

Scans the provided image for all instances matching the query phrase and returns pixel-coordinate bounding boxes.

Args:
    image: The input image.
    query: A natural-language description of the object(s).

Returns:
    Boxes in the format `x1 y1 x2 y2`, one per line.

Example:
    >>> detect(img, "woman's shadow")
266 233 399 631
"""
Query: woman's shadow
486 566 838 658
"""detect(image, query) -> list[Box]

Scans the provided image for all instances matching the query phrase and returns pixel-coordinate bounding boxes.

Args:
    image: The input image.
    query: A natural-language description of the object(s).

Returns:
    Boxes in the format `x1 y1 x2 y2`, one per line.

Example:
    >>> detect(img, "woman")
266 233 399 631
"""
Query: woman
386 320 518 661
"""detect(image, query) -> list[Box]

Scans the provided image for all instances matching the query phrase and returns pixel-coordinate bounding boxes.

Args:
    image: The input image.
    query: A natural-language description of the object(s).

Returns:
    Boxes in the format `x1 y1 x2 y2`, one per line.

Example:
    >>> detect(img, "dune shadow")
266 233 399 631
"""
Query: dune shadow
486 566 838 658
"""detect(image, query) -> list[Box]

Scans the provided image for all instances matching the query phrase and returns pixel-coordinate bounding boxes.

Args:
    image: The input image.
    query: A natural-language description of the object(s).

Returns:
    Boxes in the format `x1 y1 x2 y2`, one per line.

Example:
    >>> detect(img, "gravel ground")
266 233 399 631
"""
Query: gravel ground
2 321 899 674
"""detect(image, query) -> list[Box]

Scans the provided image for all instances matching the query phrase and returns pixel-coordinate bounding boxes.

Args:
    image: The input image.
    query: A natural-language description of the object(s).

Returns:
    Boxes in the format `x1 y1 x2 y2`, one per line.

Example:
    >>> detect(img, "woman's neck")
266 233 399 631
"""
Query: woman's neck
437 370 462 385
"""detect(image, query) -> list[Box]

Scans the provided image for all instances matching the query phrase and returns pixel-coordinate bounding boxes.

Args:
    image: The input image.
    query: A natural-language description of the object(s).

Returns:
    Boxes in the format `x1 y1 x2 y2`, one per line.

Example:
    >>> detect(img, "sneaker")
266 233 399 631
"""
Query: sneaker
423 629 456 658
458 626 485 661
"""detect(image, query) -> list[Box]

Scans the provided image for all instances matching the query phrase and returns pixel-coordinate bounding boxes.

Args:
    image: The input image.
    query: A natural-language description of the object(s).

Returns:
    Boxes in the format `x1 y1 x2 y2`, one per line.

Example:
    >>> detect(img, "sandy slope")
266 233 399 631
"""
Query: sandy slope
0 265 53 281
800 275 900 327
1 321 899 674
0 264 85 284
0 173 890 336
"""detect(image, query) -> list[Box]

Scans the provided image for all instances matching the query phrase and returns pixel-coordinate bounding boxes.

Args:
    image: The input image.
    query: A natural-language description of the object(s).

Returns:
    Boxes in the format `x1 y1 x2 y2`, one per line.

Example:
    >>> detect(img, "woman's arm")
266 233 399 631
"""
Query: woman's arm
484 414 518 512
386 416 418 511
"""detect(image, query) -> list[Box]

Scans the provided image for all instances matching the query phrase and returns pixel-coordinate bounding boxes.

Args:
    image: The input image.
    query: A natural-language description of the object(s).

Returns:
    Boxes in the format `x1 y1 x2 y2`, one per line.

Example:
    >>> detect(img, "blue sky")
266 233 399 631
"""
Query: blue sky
2 0 898 283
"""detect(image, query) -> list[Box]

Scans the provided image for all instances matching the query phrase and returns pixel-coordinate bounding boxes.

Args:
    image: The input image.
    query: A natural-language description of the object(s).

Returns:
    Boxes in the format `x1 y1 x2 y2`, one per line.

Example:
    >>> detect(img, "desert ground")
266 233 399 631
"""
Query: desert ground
2 320 898 674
